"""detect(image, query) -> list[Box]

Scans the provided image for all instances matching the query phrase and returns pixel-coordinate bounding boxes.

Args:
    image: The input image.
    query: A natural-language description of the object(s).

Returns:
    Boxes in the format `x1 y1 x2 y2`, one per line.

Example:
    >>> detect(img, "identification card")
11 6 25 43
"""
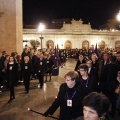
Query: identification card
25 66 28 69
10 66 12 70
40 62 42 65
47 61 49 63
67 100 72 107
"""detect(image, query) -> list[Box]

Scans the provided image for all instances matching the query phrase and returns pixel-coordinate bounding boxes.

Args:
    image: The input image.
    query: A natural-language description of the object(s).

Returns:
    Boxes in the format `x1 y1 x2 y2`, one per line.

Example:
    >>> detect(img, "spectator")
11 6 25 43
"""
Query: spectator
76 92 111 120
43 71 87 120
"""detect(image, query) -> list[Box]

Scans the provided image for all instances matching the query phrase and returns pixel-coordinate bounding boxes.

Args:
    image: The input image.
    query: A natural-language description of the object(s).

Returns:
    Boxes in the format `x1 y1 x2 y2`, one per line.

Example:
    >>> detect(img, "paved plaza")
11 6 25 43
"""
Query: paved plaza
0 59 75 120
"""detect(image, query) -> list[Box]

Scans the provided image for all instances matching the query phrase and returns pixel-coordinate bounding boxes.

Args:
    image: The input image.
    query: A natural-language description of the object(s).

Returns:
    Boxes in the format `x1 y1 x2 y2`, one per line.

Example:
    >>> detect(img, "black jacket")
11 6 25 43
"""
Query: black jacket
44 83 88 120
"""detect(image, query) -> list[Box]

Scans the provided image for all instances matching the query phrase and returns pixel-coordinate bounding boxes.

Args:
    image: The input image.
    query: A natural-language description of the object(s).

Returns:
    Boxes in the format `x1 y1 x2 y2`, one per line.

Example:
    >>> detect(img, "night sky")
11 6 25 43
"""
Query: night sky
23 0 120 29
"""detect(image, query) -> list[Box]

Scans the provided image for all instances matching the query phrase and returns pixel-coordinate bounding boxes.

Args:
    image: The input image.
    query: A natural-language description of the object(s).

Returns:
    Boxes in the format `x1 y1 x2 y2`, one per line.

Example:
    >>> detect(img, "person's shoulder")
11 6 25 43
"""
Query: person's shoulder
59 83 67 91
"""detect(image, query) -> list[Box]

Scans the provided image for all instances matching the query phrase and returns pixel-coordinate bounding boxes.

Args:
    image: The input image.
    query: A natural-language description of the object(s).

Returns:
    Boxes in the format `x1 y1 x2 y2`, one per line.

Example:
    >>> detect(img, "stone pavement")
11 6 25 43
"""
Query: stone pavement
0 59 75 120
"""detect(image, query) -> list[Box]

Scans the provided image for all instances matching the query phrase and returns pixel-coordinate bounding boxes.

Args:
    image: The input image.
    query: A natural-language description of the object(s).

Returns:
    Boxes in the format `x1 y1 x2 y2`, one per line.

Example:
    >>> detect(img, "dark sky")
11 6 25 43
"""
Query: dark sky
23 0 120 29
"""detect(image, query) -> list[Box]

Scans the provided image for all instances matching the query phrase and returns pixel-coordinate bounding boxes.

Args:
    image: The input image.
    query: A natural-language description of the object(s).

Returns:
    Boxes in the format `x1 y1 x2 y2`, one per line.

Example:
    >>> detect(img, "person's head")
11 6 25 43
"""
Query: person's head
39 53 44 59
5 55 10 61
16 55 21 62
79 55 84 61
9 56 14 62
91 53 98 62
24 56 29 63
78 64 88 76
24 48 29 53
2 51 7 56
82 92 110 120
64 71 79 88
109 55 116 64
86 60 92 68
11 52 16 58
103 53 109 61
116 51 120 61
47 53 51 59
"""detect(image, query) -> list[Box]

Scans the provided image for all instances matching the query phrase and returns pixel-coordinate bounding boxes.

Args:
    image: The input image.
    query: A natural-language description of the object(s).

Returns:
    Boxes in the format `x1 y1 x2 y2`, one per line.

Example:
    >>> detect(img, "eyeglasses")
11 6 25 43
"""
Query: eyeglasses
79 69 85 72
87 62 92 64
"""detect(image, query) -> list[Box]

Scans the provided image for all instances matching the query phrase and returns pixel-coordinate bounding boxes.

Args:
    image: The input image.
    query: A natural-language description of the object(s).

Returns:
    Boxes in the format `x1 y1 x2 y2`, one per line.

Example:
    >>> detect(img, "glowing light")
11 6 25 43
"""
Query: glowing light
117 10 120 21
38 23 45 32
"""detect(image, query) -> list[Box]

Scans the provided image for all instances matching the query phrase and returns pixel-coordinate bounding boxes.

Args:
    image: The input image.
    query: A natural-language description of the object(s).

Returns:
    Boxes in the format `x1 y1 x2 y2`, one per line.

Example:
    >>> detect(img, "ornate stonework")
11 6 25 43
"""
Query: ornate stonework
23 19 120 50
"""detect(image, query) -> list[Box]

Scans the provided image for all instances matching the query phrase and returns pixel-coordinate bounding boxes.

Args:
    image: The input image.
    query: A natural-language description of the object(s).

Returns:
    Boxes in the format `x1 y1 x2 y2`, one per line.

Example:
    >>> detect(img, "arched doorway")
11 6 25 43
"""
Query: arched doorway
46 40 54 49
98 41 105 49
82 40 89 50
115 40 120 50
64 40 72 49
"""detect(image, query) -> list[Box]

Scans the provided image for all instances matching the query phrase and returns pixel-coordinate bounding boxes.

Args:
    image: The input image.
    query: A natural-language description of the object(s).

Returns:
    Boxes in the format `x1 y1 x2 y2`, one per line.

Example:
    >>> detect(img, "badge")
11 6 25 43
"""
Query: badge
47 61 49 63
40 62 42 65
10 66 12 70
67 100 72 107
25 66 28 69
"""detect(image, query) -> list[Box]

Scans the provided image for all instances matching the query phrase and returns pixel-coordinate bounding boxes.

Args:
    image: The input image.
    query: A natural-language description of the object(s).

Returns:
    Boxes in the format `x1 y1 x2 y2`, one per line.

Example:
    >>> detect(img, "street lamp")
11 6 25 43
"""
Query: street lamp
116 10 120 29
117 10 120 21
38 23 45 49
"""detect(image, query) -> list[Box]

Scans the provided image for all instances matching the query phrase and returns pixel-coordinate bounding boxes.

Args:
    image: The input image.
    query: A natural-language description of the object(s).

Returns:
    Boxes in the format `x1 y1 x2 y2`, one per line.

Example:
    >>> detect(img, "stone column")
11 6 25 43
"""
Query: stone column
0 0 23 55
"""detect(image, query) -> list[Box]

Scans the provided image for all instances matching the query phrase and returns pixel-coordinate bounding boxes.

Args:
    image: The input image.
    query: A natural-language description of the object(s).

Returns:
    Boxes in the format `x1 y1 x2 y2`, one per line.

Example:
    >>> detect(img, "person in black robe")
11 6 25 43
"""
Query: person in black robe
78 64 98 93
6 56 18 103
74 55 86 71
36 53 47 88
43 71 88 120
99 55 120 118
45 53 54 82
21 56 33 93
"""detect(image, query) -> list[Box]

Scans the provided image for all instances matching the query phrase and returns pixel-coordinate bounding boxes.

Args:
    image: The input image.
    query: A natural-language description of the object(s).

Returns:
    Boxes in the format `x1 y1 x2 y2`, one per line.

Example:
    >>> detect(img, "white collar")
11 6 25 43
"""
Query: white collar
9 62 14 64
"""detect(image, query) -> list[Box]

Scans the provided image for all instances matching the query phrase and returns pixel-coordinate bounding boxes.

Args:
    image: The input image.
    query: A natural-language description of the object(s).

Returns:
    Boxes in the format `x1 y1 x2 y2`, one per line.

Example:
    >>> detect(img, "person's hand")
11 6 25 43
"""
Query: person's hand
43 111 49 117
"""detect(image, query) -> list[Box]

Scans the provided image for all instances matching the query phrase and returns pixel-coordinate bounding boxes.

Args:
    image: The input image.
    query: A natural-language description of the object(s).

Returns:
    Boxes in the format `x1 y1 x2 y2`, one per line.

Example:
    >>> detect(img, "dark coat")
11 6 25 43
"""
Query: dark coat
6 62 18 87
46 57 54 73
21 61 33 80
98 59 109 79
31 55 38 74
74 60 86 71
99 63 120 93
79 75 98 93
36 58 47 74
44 83 88 120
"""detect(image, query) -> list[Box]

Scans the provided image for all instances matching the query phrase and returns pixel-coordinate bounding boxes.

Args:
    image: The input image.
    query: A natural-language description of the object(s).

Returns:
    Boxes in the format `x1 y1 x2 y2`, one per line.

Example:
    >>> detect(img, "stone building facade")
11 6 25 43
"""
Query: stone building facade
23 19 120 50
0 0 23 54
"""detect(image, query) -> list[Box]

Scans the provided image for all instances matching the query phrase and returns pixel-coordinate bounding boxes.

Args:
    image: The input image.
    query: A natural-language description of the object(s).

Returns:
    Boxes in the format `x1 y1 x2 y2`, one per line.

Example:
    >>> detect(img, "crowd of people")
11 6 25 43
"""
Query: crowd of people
0 47 120 120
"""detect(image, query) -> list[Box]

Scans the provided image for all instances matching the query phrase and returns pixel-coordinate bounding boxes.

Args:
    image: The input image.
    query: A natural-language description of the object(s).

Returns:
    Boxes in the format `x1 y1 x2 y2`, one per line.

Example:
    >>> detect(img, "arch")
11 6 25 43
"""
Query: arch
98 41 105 49
82 40 89 50
46 40 54 49
115 40 120 50
64 40 72 49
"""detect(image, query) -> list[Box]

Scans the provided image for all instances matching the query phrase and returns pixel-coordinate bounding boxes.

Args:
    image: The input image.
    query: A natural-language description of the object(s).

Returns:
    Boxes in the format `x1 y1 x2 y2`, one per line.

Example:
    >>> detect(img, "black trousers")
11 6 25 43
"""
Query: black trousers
38 72 44 87
9 86 15 99
24 79 30 92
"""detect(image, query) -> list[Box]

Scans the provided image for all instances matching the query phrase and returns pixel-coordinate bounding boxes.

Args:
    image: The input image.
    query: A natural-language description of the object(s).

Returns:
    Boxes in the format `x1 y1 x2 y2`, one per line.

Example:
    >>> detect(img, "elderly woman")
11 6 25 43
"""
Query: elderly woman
75 55 86 71
76 92 111 120
43 71 88 120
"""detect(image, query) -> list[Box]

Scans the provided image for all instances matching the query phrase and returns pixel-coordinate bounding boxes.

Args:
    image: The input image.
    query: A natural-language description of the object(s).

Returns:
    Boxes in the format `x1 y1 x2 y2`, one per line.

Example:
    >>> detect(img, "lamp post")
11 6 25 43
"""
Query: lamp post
38 23 45 49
